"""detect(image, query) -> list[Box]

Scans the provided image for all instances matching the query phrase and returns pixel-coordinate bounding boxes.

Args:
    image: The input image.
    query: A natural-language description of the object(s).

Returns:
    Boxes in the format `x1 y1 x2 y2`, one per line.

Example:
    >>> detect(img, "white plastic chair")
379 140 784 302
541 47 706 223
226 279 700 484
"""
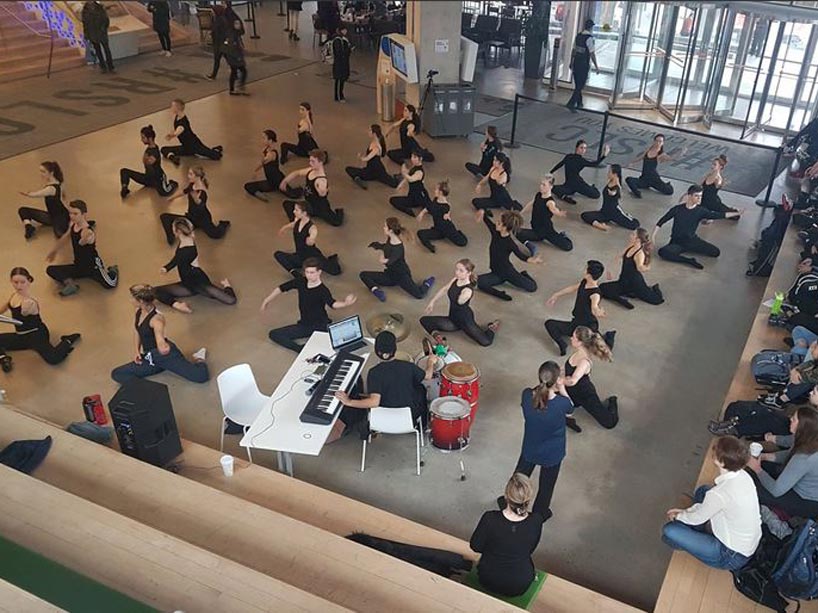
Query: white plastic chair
217 364 270 463
361 407 423 476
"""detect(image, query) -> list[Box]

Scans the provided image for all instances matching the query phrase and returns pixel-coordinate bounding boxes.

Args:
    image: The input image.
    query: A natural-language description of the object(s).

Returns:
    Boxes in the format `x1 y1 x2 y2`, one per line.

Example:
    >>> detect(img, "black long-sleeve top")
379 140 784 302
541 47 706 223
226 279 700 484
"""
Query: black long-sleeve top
550 152 606 183
371 241 411 276
656 204 725 243
164 244 210 288
484 212 530 272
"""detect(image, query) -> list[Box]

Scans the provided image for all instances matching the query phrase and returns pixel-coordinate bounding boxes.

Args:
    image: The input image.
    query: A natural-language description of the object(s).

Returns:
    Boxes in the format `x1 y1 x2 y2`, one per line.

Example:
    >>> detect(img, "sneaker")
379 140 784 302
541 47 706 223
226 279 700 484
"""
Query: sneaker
372 288 386 302
59 283 80 297
707 419 738 436
524 241 537 256
24 224 36 240
192 347 207 361
120 185 130 199
353 176 368 190
422 276 435 291
758 393 783 409
60 333 81 347
0 355 12 373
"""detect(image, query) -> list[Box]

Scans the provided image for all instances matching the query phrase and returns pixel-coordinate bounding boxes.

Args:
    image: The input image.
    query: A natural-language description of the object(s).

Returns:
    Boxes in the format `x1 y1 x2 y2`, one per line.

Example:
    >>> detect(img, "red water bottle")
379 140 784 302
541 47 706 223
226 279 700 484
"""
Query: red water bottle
82 394 108 425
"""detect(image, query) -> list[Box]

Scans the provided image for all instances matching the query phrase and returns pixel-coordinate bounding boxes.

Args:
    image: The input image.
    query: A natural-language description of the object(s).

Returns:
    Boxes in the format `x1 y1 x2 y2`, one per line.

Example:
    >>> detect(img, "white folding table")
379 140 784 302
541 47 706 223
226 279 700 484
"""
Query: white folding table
241 332 371 476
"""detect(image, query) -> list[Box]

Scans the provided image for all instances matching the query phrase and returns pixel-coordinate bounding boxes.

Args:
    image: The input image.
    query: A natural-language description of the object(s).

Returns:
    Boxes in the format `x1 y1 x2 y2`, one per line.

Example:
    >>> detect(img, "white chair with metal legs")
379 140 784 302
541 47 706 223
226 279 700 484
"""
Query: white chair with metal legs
217 364 270 463
360 406 424 476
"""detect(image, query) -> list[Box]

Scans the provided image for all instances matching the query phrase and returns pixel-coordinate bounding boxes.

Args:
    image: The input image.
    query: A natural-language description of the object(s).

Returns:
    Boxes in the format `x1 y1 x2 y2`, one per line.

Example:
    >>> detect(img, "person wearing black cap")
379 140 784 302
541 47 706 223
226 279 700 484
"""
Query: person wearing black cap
330 331 437 442
566 19 598 112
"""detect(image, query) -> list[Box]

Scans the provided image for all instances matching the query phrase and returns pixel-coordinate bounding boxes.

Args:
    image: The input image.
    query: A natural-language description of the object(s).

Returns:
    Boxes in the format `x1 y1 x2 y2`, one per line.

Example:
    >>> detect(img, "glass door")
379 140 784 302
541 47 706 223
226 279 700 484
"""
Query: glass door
584 0 628 92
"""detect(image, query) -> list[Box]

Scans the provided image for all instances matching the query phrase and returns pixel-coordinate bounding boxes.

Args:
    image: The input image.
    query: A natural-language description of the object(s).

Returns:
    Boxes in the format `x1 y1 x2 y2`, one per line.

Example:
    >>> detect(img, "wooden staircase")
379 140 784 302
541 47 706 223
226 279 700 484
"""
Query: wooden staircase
0 2 85 84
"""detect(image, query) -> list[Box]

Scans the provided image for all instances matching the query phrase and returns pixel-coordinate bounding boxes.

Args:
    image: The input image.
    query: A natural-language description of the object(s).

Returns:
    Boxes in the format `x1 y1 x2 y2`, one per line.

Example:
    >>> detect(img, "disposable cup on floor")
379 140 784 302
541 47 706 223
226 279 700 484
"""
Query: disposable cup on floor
750 442 763 458
220 454 234 477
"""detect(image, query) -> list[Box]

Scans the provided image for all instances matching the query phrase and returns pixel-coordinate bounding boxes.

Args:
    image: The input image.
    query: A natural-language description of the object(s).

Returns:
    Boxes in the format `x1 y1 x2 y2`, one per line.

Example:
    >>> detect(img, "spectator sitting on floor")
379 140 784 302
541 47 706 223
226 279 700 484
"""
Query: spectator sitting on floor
782 257 818 333
663 435 761 571
748 405 818 520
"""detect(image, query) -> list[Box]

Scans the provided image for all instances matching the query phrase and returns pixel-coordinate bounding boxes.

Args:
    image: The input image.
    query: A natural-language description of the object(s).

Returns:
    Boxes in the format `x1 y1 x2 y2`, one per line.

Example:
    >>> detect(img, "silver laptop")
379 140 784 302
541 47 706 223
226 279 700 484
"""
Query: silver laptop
328 315 367 353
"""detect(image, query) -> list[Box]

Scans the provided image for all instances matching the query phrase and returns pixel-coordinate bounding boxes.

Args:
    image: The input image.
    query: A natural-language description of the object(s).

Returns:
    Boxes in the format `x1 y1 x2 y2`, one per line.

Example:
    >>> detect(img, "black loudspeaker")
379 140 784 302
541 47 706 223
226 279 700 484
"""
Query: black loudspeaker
108 379 182 467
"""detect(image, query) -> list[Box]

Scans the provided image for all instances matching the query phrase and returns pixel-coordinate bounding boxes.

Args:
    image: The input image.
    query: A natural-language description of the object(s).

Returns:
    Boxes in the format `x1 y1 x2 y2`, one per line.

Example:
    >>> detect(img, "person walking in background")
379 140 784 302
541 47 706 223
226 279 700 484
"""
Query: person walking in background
82 1 115 74
285 2 303 41
224 13 249 96
205 5 228 80
750 18 769 57
331 25 352 103
566 19 597 112
148 0 173 57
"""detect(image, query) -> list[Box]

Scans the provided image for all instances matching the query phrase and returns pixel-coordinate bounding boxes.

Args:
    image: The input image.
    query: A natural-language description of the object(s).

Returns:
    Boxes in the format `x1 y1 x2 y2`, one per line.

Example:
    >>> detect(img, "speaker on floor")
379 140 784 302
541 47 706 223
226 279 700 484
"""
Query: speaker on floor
108 379 182 467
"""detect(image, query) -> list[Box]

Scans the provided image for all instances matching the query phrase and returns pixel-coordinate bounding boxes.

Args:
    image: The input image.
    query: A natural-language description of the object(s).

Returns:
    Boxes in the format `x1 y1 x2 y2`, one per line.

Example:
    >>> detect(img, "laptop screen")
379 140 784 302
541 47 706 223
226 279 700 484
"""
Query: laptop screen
328 315 364 349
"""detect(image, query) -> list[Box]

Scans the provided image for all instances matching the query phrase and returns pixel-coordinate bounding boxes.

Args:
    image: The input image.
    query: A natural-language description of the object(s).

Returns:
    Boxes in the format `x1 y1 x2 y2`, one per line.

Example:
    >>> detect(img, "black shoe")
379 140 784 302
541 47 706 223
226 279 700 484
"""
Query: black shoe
24 224 35 240
336 208 345 224
353 176 368 190
292 34 300 41
420 239 435 253
690 259 704 270
708 419 738 436
213 145 224 154
0 355 11 373
60 333 81 347
652 284 664 302
566 416 582 433
496 495 506 510
556 339 567 356
608 396 619 423
563 196 577 205
120 185 130 199
604 330 616 350
168 153 180 167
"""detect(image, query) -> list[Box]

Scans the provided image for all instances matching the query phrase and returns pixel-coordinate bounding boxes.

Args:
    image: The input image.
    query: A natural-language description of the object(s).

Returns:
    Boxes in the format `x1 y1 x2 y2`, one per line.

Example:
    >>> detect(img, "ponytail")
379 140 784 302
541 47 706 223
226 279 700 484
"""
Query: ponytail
575 326 613 362
371 124 386 156
300 102 313 124
636 227 653 266
191 166 208 189
533 361 560 409
610 164 622 186
41 161 64 184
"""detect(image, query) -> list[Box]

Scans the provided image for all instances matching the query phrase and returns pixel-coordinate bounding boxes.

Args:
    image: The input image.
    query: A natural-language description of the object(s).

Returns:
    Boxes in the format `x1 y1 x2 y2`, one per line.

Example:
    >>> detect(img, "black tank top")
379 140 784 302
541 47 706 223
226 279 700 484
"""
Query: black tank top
293 219 322 258
263 147 284 186
701 181 719 206
642 149 662 177
620 247 640 284
365 144 386 172
297 127 318 151
45 183 69 229
135 308 159 353
564 355 595 401
601 185 621 215
9 298 42 334
480 140 499 172
144 146 162 177
531 193 555 233
408 165 428 202
304 171 328 205
399 119 414 151
71 223 99 271
571 279 600 326
448 282 474 322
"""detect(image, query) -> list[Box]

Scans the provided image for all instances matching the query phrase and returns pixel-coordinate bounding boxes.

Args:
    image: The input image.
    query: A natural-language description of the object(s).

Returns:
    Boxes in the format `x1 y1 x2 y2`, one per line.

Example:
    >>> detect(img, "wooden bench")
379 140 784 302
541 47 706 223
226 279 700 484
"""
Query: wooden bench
0 578 65 613
0 465 347 613
0 407 521 613
655 229 818 612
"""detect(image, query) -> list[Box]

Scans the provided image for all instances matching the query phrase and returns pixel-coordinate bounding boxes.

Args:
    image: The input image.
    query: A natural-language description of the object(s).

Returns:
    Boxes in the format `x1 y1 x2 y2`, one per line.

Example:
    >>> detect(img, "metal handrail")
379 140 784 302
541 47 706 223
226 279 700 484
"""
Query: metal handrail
0 2 55 79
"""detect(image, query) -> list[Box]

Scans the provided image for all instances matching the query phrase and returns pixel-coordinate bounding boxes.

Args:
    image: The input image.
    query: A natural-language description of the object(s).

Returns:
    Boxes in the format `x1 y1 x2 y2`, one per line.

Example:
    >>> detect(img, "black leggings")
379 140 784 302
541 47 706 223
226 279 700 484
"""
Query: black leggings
0 328 73 365
159 213 229 244
626 174 673 197
465 162 489 177
553 178 600 200
229 65 248 92
269 322 325 353
472 192 522 211
46 262 117 289
334 78 346 100
282 199 343 226
477 268 537 301
580 209 639 230
18 207 69 237
516 227 573 252
120 168 178 196
387 148 435 165
244 179 277 196
274 251 341 275
515 457 561 517
390 193 429 216
154 281 236 307
600 279 663 309
566 382 618 429
360 269 429 299
345 164 399 188
160 142 222 161
417 227 468 250
157 30 172 52
280 142 312 162
209 50 225 79
658 237 719 267
544 319 613 354
420 313 494 347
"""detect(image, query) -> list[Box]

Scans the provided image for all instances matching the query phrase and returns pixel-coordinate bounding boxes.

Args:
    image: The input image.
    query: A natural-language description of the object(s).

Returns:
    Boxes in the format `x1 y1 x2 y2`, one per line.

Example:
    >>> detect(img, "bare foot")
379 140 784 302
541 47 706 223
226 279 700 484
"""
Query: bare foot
173 301 193 313
592 221 609 232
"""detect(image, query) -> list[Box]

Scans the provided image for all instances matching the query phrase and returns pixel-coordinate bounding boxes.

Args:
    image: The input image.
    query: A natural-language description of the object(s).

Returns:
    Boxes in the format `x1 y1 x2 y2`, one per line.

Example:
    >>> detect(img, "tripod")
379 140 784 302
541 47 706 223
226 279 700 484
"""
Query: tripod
418 71 442 136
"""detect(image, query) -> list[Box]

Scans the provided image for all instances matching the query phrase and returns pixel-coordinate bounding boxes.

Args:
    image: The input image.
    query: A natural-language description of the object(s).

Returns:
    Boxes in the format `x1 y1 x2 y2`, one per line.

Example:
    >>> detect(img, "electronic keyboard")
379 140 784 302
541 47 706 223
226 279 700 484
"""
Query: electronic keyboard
299 350 366 425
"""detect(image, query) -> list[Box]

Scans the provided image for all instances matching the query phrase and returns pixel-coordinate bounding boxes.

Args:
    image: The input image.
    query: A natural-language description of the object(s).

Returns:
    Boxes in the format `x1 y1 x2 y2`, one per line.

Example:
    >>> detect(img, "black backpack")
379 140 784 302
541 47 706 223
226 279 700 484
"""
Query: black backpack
732 527 791 612
748 200 793 277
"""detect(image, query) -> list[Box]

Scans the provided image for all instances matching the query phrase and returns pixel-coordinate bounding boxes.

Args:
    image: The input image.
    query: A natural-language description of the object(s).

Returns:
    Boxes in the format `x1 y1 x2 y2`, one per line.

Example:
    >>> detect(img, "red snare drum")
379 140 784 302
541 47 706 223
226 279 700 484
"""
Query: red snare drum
440 362 480 417
429 396 471 451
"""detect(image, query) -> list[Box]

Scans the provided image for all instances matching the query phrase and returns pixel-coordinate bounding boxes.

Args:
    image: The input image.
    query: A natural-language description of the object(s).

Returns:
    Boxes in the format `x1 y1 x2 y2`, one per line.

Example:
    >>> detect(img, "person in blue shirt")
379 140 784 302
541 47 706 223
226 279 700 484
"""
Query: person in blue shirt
499 361 574 522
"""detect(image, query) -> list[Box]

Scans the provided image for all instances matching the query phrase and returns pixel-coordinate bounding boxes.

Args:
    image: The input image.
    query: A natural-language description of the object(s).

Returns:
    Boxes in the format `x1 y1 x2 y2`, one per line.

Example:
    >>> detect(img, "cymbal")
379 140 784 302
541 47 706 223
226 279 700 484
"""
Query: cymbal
394 350 413 362
365 312 410 342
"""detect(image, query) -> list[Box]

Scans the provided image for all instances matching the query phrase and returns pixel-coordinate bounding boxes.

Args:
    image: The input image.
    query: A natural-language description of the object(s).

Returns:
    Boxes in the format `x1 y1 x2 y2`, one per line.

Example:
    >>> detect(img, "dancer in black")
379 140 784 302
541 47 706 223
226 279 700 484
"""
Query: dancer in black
421 259 499 347
550 140 609 204
45 200 118 296
416 180 468 252
544 260 615 356
600 228 663 309
625 134 682 198
346 125 399 189
262 257 356 352
653 184 741 269
18 161 69 240
160 99 223 165
472 153 522 211
244 129 286 201
474 209 542 301
0 267 80 372
120 125 178 199
466 126 502 178
563 326 618 430
360 217 435 302
701 155 738 214
385 105 434 164
580 164 639 231
111 284 209 384
331 25 351 102
280 102 319 164
280 149 344 226
161 166 229 244
154 218 236 313
389 150 431 216
517 174 573 252
274 201 341 276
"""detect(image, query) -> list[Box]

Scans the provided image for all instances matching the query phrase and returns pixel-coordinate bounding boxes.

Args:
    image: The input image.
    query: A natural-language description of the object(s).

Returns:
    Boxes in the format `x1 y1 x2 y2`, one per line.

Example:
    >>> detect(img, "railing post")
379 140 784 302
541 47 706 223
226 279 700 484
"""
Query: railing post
249 2 260 39
755 147 784 208
507 94 520 149
598 111 610 160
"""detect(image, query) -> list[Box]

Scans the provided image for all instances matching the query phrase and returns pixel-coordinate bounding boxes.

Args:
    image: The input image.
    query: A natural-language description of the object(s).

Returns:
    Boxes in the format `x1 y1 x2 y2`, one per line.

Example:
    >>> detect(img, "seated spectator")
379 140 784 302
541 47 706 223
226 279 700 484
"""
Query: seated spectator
759 341 818 409
784 257 818 333
748 405 818 519
789 325 818 359
470 473 544 597
663 436 761 570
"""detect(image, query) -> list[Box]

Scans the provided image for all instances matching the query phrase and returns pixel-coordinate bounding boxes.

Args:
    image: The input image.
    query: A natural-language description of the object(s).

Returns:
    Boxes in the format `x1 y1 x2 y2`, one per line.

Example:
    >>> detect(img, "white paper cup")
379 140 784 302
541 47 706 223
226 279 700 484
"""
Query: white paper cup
750 442 763 458
220 454 234 477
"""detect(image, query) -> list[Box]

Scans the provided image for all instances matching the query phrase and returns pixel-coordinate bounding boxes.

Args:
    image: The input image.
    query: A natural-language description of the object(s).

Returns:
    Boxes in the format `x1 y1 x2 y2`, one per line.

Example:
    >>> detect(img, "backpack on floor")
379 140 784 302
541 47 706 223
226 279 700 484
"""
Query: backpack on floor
732 527 790 612
751 350 802 387
723 400 791 438
748 199 793 277
773 519 818 600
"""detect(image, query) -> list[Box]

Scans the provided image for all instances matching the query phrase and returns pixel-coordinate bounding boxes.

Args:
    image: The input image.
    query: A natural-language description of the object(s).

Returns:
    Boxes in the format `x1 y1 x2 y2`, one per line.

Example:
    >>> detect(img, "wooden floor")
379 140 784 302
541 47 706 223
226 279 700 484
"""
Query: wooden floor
0 578 65 613
655 227 816 613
